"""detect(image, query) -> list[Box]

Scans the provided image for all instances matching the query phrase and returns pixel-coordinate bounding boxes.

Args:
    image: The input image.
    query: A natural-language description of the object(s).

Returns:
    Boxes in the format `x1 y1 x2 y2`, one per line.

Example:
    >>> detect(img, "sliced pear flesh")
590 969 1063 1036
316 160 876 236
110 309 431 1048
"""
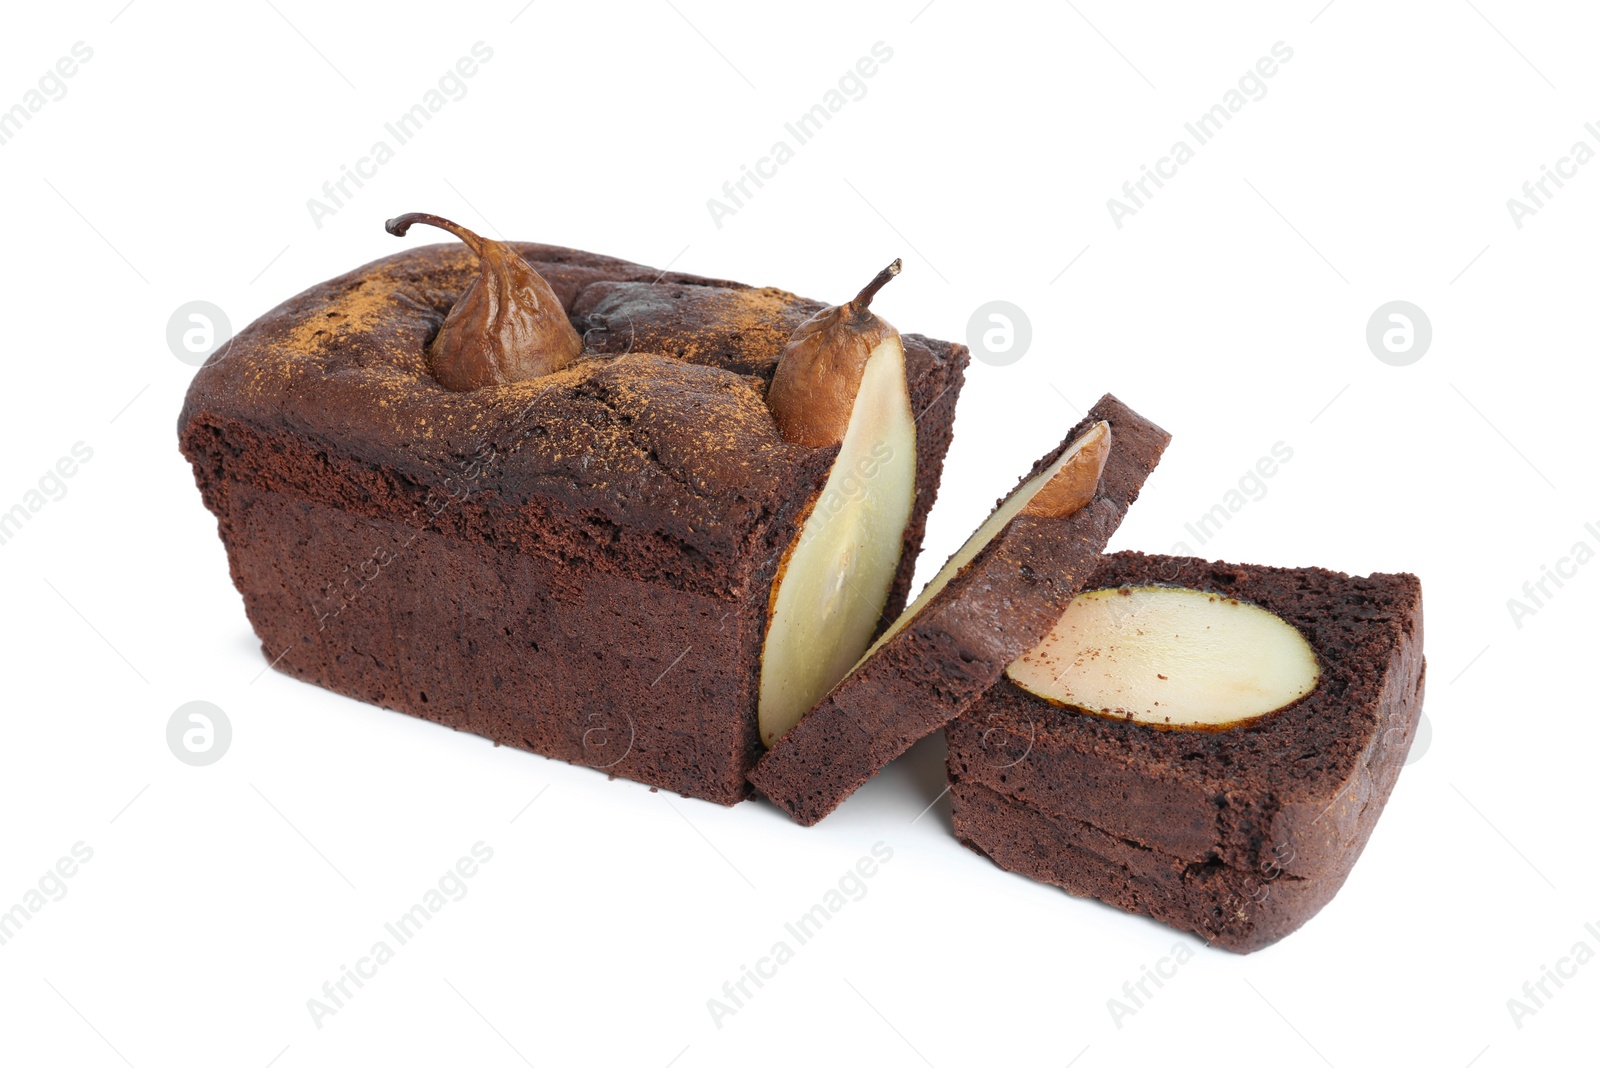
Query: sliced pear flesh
858 420 1111 663
1006 585 1320 729
757 336 918 746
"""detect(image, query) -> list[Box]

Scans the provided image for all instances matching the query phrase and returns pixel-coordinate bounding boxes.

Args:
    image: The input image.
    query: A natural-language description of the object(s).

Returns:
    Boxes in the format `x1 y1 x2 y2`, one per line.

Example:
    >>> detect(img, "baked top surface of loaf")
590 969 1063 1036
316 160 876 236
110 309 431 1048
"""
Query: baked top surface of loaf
178 241 961 561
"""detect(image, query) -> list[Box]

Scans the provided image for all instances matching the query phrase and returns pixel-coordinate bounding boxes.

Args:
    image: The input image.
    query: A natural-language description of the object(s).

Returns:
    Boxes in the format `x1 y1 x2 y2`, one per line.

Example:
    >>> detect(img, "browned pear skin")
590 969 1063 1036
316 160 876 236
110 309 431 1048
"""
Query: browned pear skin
766 259 903 448
386 212 584 391
1021 420 1111 518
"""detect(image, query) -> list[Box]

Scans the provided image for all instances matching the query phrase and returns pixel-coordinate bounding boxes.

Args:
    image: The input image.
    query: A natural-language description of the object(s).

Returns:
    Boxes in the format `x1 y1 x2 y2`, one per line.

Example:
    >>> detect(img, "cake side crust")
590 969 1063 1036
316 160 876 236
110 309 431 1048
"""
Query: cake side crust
949 780 1356 953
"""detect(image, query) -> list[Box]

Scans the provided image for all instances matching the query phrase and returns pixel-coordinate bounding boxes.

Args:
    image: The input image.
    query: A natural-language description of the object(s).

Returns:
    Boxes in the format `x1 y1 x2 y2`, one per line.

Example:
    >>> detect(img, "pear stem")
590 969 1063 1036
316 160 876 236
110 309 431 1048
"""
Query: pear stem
847 258 902 315
386 212 490 258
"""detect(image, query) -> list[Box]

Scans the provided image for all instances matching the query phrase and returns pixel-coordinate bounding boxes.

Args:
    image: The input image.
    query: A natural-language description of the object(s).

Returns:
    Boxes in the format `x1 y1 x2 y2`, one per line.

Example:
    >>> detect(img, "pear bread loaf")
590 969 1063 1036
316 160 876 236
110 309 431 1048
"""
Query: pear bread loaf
179 235 967 804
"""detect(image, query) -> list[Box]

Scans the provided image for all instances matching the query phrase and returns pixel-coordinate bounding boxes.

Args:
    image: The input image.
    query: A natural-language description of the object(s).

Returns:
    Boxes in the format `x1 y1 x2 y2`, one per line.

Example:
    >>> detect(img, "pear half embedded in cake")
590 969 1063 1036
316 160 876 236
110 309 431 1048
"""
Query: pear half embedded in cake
1006 586 1320 729
386 212 583 390
759 261 918 747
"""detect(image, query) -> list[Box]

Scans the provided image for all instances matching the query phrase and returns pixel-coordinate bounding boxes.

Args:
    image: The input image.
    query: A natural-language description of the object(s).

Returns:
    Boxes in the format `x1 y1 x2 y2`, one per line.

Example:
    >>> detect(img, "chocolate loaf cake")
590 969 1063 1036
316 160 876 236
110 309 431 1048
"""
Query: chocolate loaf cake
178 240 967 805
946 552 1425 952
750 397 1170 825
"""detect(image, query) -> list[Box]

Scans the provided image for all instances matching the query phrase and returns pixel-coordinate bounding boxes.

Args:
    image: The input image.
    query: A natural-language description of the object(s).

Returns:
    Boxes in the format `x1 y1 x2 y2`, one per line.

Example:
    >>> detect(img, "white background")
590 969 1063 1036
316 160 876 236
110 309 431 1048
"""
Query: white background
1 1 1595 1065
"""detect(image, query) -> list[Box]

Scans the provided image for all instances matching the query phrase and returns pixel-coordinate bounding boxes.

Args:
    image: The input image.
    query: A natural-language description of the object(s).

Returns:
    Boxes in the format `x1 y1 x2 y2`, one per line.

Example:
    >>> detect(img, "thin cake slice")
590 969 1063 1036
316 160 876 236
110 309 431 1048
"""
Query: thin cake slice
749 395 1170 825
